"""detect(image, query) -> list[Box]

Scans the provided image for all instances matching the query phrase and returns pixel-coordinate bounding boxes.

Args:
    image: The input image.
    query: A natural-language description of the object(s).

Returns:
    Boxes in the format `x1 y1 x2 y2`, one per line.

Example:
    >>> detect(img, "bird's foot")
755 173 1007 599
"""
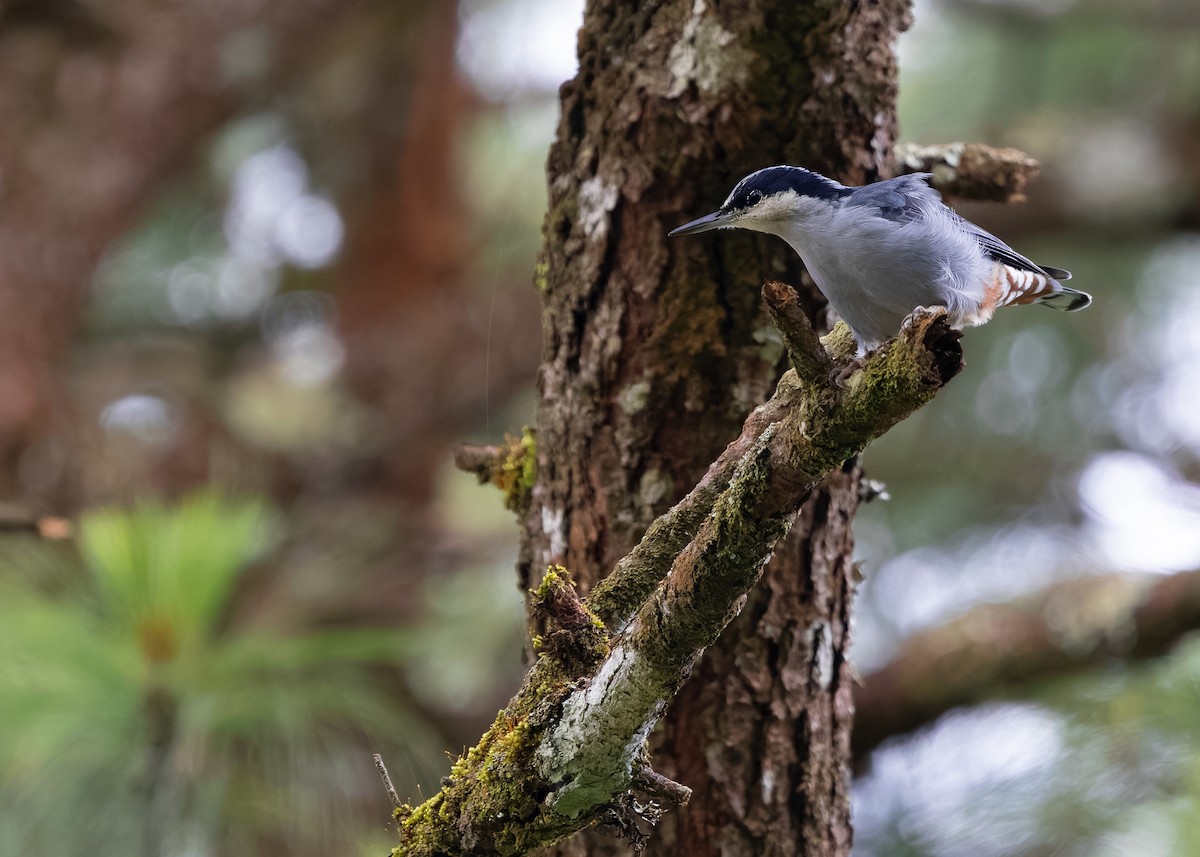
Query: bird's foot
833 356 865 387
901 305 949 334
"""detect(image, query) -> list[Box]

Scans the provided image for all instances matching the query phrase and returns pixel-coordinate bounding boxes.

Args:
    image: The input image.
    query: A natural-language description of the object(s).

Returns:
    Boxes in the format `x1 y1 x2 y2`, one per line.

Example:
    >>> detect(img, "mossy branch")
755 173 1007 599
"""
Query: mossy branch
393 283 962 857
453 428 537 513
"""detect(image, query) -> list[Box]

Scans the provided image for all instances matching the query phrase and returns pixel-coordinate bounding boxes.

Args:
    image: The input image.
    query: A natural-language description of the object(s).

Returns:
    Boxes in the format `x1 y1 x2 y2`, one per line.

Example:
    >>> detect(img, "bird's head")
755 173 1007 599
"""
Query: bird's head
669 166 849 237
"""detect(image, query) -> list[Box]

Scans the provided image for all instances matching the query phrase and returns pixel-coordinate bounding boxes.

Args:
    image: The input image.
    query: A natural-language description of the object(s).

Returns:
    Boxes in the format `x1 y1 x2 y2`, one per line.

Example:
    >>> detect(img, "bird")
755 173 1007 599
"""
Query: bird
669 166 1091 355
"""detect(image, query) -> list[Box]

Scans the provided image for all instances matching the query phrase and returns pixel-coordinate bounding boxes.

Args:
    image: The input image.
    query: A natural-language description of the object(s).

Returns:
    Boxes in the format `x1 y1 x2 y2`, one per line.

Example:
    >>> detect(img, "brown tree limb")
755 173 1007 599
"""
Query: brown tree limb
895 142 1040 202
853 567 1200 763
763 281 835 387
392 284 963 857
453 444 508 482
632 766 692 808
587 385 794 631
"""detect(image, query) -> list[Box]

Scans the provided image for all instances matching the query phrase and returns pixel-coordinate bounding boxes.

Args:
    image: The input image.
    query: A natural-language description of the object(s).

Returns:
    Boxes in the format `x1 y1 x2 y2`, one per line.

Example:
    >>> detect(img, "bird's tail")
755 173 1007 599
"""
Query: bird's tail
995 264 1091 312
1038 286 1092 311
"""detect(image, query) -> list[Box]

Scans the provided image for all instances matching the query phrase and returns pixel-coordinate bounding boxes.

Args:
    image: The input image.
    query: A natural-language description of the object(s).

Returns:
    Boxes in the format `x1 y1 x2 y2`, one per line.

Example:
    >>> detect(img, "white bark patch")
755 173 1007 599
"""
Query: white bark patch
578 175 620 241
638 468 672 508
535 645 664 818
761 768 776 805
810 620 835 690
538 647 639 769
618 379 652 414
667 0 751 98
542 506 567 560
752 322 786 366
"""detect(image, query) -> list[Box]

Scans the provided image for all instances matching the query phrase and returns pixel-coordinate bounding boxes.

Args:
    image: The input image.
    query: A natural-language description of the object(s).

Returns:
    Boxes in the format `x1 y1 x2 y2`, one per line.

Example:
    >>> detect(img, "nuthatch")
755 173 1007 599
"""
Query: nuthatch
670 166 1091 354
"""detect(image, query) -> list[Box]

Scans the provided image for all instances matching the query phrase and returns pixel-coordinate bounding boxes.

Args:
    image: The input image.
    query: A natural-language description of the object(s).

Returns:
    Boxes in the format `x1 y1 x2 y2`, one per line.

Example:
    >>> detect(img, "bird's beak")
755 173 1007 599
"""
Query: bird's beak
669 210 731 236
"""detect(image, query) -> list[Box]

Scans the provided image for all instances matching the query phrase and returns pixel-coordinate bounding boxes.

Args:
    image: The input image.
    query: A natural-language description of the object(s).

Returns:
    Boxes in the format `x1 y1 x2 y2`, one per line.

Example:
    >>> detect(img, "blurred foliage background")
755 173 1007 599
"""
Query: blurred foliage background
1 0 1199 855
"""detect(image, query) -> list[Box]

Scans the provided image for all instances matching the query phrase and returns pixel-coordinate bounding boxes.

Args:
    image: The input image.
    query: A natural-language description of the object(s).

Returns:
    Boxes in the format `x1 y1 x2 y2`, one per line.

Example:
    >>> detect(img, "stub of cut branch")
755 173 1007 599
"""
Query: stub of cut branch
452 429 537 513
392 283 963 857
763 280 833 386
895 142 1039 203
453 443 507 482
633 765 692 807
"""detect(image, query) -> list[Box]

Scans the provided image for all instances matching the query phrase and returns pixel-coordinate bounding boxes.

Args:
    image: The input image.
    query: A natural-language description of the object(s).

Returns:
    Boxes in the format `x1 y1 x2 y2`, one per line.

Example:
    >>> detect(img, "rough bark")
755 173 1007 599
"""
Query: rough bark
520 2 911 856
854 567 1200 764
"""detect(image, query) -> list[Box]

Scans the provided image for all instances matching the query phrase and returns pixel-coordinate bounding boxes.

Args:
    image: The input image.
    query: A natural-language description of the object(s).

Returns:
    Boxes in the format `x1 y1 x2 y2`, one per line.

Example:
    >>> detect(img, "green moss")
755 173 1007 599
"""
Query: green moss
535 565 564 602
807 314 952 471
495 428 537 513
587 556 662 627
533 565 611 677
392 620 615 856
396 706 562 856
534 258 551 294
585 481 725 628
640 428 795 667
532 654 573 698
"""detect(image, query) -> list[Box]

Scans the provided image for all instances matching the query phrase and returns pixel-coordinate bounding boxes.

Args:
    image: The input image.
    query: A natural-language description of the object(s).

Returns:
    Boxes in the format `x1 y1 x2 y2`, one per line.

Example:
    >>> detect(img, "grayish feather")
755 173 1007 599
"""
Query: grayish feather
848 174 1071 281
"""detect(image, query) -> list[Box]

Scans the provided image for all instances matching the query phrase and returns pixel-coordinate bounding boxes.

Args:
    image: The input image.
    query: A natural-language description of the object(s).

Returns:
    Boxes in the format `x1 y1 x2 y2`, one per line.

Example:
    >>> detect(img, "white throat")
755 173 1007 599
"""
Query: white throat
734 192 839 250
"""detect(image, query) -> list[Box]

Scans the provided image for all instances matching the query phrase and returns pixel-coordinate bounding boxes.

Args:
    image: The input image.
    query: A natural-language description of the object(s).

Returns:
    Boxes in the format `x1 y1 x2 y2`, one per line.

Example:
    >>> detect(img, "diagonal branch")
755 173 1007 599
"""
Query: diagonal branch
391 282 963 857
853 567 1200 764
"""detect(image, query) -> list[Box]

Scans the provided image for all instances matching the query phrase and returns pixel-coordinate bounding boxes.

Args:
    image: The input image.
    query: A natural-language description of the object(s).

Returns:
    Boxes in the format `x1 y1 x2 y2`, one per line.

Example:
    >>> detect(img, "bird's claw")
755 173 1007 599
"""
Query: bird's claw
901 305 948 335
832 356 864 387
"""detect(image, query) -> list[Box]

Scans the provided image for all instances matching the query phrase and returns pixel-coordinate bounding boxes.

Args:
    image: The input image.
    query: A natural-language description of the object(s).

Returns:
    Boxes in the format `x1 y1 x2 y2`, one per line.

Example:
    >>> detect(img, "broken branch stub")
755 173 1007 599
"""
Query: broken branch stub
895 141 1040 203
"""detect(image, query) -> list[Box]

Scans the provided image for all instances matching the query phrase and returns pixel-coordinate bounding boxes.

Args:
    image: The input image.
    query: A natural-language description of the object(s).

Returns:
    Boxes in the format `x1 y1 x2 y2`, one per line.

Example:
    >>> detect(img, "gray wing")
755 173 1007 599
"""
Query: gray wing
954 214 1073 281
847 173 1072 281
844 173 938 223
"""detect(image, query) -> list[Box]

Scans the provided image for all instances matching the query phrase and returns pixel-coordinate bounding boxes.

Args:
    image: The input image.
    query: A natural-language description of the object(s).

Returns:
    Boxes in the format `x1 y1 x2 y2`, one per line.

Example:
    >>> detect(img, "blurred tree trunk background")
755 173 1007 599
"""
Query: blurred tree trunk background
0 0 540 623
0 0 364 504
0 2 538 852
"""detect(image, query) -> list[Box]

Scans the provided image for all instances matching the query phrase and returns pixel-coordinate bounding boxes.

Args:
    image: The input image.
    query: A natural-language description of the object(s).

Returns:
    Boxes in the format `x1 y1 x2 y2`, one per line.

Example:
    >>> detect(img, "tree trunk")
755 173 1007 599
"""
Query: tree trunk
523 1 911 854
